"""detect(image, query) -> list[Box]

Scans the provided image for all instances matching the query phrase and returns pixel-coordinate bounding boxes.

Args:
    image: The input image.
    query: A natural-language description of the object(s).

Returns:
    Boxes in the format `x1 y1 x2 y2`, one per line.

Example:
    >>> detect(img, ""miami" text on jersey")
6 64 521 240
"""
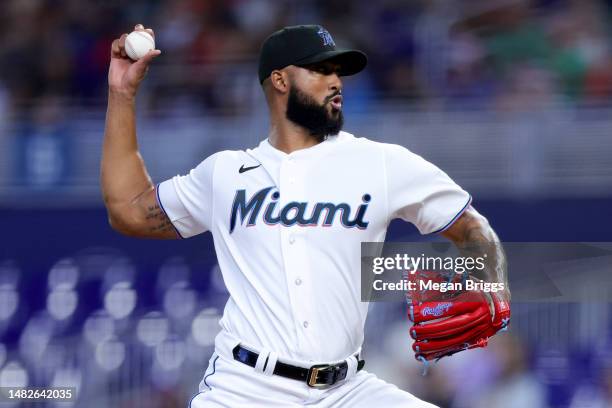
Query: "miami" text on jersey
230 187 371 233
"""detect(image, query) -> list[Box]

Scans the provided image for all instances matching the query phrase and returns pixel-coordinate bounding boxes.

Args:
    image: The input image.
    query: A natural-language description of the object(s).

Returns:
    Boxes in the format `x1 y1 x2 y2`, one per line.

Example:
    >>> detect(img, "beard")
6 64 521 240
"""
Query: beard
286 85 344 142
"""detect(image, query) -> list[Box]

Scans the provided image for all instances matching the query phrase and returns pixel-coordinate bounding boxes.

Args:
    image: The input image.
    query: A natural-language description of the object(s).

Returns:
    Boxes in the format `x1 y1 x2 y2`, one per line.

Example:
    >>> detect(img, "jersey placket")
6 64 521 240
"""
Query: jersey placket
278 154 318 359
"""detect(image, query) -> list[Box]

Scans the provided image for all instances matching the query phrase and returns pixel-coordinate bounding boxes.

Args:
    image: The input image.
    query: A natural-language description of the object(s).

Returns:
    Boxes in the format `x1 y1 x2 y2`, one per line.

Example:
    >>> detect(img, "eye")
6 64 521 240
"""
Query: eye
308 64 332 75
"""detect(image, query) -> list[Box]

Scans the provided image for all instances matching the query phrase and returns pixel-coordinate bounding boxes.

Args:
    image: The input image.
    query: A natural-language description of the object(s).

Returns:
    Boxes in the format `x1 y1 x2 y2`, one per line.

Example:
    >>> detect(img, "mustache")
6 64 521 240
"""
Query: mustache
324 90 342 104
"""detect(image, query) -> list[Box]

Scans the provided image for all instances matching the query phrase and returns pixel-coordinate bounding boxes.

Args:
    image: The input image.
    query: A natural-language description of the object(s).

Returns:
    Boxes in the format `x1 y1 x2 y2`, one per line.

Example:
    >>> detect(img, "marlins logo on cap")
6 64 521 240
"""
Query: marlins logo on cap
317 27 335 47
258 24 367 84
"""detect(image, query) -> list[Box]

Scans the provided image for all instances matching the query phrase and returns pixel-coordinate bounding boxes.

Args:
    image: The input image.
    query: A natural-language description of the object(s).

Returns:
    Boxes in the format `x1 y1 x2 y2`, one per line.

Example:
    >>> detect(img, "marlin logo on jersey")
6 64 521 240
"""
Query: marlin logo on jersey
229 187 370 233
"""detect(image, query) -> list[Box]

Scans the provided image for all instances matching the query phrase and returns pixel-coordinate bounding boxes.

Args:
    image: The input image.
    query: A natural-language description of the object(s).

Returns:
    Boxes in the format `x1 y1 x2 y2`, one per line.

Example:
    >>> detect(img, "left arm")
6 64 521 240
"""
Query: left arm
408 205 511 362
441 205 510 298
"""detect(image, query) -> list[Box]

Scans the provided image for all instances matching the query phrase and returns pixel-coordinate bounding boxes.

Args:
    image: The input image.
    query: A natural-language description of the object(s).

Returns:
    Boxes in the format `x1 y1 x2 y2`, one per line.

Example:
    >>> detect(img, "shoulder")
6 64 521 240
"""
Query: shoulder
197 148 256 166
189 149 251 179
338 131 423 159
336 131 382 150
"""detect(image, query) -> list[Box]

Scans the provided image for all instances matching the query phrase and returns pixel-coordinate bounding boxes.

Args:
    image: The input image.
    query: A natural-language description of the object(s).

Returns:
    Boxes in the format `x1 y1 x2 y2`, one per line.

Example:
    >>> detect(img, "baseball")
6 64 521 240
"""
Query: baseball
125 30 155 60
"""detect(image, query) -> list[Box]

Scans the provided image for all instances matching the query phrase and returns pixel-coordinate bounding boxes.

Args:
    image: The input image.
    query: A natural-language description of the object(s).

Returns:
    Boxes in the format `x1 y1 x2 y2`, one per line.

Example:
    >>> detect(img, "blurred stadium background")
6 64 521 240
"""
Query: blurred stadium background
1 0 612 407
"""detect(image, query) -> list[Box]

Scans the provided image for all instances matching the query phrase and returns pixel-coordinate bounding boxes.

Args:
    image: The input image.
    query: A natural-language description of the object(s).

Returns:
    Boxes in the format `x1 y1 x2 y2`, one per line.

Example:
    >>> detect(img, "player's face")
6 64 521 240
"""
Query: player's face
285 61 344 142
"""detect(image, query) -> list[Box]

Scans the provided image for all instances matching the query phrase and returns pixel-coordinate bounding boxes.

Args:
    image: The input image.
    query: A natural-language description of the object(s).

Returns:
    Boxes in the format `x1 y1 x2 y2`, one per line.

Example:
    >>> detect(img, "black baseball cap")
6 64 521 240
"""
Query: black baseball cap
258 25 367 84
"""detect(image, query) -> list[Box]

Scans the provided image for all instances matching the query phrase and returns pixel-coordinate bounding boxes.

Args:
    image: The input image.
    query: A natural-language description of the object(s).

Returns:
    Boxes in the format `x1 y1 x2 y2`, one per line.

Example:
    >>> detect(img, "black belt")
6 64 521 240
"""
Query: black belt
232 345 365 389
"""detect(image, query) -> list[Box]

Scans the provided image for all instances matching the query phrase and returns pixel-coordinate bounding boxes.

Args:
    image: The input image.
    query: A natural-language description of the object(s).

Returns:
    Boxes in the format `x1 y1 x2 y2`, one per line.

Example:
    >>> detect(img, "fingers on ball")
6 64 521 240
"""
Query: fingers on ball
140 49 161 64
111 36 129 59
118 33 128 58
111 39 120 56
133 23 155 39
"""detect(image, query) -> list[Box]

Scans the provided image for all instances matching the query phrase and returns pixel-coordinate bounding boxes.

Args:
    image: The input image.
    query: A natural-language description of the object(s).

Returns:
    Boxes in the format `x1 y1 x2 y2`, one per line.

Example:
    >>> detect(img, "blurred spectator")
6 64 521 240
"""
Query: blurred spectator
570 347 612 408
494 64 558 112
445 27 498 107
584 55 612 104
569 379 611 408
569 366 612 408
2 0 612 111
454 334 548 408
14 94 72 189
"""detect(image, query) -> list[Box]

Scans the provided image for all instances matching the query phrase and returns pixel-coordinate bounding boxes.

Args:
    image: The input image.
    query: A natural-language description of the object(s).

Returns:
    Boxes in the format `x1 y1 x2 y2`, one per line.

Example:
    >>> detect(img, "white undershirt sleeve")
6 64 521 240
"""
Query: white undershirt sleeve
384 143 471 235
156 152 220 238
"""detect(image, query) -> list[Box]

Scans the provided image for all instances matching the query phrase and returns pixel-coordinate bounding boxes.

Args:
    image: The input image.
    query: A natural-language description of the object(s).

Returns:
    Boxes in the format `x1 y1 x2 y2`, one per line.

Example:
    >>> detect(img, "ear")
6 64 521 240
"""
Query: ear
270 70 289 93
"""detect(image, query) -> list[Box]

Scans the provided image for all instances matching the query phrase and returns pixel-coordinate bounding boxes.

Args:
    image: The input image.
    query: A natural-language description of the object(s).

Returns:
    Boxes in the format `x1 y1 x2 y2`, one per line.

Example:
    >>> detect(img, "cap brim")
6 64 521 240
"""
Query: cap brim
295 49 367 76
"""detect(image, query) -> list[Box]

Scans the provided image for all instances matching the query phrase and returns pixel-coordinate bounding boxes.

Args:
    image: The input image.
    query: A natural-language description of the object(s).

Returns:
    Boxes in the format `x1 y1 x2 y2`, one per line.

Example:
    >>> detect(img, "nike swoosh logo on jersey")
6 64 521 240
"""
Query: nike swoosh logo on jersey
239 164 261 174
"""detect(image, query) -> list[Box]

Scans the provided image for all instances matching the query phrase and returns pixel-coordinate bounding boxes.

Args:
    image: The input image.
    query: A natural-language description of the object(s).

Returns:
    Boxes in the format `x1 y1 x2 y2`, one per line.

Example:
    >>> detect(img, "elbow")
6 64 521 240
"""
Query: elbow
105 207 143 237
107 213 127 236
107 212 131 236
102 193 144 237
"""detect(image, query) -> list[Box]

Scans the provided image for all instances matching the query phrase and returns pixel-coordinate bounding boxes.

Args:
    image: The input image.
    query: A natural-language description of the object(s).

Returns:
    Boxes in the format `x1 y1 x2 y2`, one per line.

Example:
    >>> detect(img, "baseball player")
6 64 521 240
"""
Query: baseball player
102 24 510 407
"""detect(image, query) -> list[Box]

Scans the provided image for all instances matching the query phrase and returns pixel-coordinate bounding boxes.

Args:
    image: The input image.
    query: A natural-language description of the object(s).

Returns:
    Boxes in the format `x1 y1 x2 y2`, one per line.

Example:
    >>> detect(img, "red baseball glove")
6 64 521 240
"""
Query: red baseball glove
406 270 510 362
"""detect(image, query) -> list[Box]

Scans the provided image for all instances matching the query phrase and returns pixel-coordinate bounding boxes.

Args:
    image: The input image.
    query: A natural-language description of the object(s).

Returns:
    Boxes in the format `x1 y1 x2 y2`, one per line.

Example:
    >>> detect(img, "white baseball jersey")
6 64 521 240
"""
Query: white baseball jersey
157 131 470 363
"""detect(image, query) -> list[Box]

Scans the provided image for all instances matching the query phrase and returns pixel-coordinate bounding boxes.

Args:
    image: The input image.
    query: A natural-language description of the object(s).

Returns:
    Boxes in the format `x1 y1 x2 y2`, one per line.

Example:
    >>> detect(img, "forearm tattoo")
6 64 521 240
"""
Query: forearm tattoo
460 221 508 289
145 204 174 234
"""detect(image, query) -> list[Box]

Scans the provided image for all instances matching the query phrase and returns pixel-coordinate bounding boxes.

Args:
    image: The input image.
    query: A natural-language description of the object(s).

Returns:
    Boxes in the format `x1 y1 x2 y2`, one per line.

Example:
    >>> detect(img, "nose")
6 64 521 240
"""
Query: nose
329 73 342 93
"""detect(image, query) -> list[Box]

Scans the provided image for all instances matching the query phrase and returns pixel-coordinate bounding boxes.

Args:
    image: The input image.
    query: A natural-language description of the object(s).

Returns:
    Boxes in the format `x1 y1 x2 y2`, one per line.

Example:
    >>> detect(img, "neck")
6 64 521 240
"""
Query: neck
268 110 322 154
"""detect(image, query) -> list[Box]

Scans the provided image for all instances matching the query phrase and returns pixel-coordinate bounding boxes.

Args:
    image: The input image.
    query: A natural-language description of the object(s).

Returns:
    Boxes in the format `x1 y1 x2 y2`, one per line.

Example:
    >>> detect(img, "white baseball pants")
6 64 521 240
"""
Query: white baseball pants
188 351 438 408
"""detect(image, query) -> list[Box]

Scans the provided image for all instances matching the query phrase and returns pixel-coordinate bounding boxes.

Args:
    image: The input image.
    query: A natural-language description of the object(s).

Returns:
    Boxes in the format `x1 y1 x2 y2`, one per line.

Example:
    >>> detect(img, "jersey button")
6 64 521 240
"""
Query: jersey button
295 278 302 286
289 235 296 244
303 321 309 328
